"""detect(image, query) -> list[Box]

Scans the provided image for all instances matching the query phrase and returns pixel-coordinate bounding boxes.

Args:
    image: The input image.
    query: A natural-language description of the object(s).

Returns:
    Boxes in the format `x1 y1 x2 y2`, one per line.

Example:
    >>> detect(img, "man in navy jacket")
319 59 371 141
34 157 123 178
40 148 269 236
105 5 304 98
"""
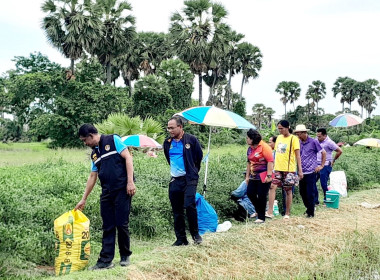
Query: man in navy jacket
163 116 203 246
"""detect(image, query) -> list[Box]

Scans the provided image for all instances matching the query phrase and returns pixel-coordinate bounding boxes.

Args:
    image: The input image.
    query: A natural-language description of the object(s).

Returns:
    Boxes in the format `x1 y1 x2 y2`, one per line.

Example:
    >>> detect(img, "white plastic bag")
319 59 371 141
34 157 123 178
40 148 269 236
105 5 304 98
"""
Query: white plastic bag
328 171 347 197
216 221 232 232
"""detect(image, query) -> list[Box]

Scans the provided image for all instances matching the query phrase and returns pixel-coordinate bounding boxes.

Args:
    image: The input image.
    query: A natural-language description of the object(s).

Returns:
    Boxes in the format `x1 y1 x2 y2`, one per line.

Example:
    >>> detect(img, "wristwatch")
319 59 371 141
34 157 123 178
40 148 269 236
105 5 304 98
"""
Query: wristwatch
266 174 272 178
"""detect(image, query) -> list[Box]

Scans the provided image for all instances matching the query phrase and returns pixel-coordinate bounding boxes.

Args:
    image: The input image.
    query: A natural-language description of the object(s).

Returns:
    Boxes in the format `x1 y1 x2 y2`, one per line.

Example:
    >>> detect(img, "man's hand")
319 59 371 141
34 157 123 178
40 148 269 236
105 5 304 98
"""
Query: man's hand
331 161 335 167
298 171 304 180
127 182 137 196
315 165 323 173
75 199 86 211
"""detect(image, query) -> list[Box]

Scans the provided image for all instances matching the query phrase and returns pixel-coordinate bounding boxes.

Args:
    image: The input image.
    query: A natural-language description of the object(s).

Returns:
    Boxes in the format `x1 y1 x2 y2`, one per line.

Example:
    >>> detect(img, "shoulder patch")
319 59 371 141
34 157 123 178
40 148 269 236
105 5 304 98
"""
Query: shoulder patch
105 145 110 151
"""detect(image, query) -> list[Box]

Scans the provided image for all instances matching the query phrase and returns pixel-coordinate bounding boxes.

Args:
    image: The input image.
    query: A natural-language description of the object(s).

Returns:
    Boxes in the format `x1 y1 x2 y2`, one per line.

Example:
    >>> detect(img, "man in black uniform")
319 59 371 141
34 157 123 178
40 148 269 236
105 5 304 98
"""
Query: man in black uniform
163 116 203 246
75 124 136 270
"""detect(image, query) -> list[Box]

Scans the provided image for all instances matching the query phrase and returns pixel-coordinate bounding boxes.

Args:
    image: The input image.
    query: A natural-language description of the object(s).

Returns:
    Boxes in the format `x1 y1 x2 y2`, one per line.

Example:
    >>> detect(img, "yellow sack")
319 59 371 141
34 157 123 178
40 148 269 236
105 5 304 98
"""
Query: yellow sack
54 209 90 276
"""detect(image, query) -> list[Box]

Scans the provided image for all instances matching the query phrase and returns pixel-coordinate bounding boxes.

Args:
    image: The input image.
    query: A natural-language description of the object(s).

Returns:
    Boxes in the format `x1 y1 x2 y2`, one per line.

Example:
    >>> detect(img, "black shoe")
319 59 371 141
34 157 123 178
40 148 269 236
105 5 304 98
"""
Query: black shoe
120 256 130 267
192 234 203 245
172 239 189 246
89 262 115 270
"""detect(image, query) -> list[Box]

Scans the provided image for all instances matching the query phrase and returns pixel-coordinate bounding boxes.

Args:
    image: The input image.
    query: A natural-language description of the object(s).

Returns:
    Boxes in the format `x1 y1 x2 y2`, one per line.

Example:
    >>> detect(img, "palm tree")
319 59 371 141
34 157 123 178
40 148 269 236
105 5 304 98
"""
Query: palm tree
114 37 140 96
223 29 244 109
288 81 301 111
236 42 262 99
341 78 357 112
41 0 101 74
263 107 275 128
307 80 326 118
357 79 380 118
169 0 228 105
138 32 171 75
332 77 355 112
91 0 136 84
251 103 266 129
275 81 290 118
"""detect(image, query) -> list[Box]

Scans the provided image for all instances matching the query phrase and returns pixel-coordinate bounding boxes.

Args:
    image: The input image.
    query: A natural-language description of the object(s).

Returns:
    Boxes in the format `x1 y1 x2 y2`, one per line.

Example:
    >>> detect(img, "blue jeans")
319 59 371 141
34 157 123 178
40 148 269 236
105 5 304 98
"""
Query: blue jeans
315 165 332 203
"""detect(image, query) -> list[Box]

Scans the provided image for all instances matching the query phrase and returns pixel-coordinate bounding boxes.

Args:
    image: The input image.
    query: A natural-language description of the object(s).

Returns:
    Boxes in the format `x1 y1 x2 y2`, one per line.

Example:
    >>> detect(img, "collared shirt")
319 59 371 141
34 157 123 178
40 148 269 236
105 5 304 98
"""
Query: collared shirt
247 140 274 180
169 139 186 177
299 136 323 174
316 136 338 165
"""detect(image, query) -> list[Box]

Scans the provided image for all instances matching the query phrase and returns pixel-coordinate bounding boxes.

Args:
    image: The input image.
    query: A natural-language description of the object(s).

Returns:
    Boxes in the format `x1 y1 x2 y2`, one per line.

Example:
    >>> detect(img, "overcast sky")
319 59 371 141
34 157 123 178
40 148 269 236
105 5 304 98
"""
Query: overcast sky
1 0 380 118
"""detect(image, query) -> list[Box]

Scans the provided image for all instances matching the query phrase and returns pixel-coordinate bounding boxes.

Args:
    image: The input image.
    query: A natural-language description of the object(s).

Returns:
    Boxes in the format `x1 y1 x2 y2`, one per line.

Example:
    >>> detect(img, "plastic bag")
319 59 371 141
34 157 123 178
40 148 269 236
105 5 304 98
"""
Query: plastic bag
54 210 90 276
328 171 347 197
196 193 218 235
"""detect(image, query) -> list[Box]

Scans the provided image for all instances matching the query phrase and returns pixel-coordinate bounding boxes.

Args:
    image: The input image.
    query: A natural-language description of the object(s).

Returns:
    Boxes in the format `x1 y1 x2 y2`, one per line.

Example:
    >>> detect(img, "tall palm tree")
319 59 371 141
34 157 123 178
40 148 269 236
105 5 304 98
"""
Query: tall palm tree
91 0 136 84
236 42 262 99
114 37 140 96
275 81 291 118
41 0 101 74
169 0 228 105
341 78 357 112
332 76 353 112
307 80 326 118
251 103 265 129
288 81 301 111
223 29 244 109
138 32 171 76
263 107 275 128
357 79 380 118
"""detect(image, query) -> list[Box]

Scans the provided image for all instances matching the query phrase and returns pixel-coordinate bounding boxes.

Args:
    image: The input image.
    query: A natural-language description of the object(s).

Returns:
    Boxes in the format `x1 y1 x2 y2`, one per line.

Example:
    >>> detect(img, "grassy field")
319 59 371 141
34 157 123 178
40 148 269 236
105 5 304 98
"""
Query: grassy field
51 188 380 280
0 142 379 279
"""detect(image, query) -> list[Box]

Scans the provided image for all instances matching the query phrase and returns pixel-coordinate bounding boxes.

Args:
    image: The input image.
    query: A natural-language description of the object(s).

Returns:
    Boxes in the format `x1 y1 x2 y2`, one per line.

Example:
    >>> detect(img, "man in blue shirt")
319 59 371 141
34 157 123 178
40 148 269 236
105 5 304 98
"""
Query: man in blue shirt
163 116 203 246
75 124 136 270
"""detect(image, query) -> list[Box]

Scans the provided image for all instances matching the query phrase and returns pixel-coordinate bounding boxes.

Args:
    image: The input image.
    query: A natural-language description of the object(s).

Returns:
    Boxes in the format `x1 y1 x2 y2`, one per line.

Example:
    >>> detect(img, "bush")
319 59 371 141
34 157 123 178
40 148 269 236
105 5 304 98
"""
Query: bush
132 75 173 117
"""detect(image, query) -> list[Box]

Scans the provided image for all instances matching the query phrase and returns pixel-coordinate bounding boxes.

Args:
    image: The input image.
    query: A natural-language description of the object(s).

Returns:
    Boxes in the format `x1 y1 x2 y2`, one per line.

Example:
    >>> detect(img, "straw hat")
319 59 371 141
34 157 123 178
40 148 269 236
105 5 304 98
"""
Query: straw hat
294 124 309 133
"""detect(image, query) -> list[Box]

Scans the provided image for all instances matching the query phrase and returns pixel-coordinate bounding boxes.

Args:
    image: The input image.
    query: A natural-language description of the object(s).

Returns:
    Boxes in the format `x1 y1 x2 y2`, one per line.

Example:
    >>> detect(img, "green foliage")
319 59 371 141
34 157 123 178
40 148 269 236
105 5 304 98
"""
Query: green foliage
157 59 194 110
233 100 246 117
12 52 62 74
95 113 164 142
29 82 130 147
75 56 104 83
0 118 23 141
132 75 173 117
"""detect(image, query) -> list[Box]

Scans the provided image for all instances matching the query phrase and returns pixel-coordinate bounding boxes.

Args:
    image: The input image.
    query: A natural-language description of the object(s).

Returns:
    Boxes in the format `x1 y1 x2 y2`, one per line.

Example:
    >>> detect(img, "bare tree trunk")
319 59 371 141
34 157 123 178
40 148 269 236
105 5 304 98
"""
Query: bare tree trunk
284 103 287 119
198 73 203 106
240 75 245 100
227 69 232 110
106 61 112 84
70 59 75 75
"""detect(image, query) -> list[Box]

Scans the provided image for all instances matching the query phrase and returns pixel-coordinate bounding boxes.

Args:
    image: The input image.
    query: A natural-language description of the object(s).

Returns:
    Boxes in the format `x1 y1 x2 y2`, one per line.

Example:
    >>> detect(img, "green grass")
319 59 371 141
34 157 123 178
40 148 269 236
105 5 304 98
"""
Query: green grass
1 143 380 279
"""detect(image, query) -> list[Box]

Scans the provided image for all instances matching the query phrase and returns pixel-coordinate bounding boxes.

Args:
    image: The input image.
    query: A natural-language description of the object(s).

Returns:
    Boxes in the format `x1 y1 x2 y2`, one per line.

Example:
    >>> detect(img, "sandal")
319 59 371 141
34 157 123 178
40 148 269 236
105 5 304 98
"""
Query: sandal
250 213 258 218
265 212 274 219
283 215 290 220
254 219 264 224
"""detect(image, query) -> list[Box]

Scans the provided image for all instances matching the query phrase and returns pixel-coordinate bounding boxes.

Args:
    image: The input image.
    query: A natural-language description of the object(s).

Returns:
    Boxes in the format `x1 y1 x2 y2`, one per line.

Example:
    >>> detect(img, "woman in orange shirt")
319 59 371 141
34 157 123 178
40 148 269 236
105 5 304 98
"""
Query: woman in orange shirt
245 129 274 223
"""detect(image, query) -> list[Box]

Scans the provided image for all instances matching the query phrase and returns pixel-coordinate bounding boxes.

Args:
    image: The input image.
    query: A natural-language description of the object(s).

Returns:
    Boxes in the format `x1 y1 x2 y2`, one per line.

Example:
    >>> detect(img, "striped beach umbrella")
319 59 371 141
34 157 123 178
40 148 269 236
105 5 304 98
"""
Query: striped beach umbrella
175 106 255 195
121 135 162 149
329 113 364 127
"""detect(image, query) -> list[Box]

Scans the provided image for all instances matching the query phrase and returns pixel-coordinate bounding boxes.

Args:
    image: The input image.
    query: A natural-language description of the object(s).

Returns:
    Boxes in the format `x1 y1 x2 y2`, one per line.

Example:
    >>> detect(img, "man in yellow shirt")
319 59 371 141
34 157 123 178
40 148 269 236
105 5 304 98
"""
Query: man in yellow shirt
266 120 303 220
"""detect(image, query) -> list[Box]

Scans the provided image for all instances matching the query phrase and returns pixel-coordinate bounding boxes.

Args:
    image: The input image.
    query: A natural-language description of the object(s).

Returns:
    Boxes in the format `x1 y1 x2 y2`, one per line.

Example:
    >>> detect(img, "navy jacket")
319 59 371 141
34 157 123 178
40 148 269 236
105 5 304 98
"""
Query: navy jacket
163 133 203 182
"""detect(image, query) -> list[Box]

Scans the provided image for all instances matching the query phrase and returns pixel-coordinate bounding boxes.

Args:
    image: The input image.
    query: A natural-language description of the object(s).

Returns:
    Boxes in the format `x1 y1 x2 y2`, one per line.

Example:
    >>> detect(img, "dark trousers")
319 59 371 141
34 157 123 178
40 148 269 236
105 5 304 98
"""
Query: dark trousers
316 165 332 202
99 188 132 263
299 173 317 217
169 176 199 241
247 179 270 221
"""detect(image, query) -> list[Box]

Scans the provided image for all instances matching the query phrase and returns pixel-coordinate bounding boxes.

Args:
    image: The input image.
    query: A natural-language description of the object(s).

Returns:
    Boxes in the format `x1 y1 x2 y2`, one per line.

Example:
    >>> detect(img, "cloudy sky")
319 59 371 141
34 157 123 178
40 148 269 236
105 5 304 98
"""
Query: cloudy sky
1 0 380 118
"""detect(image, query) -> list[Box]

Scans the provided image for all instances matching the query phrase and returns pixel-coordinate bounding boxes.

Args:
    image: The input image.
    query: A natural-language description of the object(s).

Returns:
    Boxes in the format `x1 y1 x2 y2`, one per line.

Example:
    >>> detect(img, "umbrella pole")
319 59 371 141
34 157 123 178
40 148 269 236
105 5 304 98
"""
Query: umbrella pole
203 126 212 197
